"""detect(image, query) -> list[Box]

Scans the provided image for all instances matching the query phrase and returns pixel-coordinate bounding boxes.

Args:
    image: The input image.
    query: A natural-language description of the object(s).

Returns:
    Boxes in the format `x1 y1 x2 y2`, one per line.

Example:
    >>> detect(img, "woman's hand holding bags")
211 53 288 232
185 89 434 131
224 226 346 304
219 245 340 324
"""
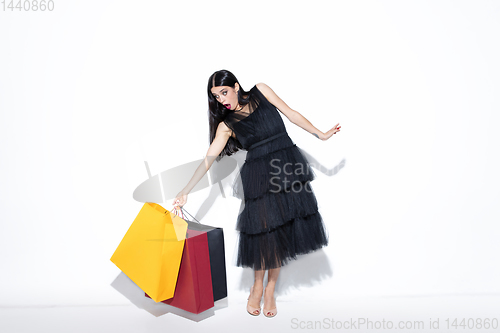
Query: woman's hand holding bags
173 191 188 207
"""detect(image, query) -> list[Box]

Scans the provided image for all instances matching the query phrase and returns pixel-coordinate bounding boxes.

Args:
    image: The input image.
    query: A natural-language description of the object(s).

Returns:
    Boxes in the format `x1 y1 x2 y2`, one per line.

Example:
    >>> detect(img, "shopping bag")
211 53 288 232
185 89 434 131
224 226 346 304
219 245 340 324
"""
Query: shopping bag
180 207 227 302
146 222 214 313
110 202 188 303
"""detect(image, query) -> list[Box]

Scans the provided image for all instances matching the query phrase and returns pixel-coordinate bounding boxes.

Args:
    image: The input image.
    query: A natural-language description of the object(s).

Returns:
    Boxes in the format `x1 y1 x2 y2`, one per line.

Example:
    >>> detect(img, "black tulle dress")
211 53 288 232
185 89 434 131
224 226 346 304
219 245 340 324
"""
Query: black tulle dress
223 85 329 271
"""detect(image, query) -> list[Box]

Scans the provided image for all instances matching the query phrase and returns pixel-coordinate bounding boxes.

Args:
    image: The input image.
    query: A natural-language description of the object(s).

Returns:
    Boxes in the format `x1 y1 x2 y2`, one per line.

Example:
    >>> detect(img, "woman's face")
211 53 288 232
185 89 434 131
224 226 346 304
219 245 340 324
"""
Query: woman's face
211 83 239 110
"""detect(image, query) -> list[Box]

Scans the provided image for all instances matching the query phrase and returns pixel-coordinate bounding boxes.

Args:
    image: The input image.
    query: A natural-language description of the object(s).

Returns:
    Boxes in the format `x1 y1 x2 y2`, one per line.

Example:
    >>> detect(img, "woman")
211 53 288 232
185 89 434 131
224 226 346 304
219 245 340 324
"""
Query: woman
173 69 341 317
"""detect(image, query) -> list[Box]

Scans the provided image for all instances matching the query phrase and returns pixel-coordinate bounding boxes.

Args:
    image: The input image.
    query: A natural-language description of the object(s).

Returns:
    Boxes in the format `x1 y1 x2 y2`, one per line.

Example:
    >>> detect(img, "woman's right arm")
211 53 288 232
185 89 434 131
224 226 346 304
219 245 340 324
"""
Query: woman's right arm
172 121 233 207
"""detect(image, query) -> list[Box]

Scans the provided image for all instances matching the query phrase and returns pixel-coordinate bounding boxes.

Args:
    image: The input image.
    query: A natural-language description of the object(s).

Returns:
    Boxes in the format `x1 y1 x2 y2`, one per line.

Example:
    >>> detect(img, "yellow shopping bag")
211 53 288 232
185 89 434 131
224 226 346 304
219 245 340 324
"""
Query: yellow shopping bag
110 203 188 302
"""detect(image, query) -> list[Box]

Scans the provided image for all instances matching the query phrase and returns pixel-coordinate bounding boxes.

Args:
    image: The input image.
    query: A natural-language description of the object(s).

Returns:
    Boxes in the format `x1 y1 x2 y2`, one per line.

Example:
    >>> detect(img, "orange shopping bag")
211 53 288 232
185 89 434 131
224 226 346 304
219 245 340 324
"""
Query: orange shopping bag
110 203 188 302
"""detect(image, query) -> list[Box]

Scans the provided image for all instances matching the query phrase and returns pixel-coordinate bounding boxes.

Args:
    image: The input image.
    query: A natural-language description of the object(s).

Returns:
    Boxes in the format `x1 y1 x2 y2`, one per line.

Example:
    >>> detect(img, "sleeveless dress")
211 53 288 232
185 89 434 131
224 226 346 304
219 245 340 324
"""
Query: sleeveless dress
223 85 329 271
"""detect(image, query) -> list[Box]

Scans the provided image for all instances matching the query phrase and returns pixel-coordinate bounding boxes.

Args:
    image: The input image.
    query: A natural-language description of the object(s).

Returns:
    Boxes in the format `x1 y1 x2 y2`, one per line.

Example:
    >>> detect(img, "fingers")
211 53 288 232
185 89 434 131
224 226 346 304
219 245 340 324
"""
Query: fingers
172 194 187 207
332 123 341 134
173 198 186 207
321 123 341 140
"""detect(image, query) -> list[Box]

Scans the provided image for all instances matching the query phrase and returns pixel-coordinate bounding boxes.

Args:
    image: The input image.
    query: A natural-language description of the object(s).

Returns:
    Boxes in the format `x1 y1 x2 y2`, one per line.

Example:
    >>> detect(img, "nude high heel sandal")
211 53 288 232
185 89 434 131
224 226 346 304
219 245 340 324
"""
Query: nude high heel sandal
263 294 277 318
246 285 261 316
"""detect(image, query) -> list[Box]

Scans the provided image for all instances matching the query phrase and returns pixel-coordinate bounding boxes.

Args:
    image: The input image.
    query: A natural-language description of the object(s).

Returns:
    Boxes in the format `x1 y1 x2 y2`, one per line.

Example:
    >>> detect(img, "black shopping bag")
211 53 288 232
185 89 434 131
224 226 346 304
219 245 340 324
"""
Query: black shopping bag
181 207 228 302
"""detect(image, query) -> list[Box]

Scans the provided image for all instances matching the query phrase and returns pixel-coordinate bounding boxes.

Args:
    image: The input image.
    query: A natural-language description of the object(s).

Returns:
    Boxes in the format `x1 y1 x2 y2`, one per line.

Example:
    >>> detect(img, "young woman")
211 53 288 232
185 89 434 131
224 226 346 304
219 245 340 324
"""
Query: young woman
173 69 341 317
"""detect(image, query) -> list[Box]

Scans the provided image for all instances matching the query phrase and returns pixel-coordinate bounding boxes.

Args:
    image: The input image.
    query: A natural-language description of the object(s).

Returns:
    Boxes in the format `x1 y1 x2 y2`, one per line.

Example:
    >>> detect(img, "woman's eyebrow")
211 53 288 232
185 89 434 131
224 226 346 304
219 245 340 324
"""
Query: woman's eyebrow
212 88 226 96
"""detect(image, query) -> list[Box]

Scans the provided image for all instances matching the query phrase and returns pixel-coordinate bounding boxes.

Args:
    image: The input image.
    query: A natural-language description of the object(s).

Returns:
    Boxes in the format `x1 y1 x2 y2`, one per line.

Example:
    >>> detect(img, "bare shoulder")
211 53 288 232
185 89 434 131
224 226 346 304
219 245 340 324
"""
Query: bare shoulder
217 120 231 133
255 82 273 100
255 82 298 122
217 120 236 139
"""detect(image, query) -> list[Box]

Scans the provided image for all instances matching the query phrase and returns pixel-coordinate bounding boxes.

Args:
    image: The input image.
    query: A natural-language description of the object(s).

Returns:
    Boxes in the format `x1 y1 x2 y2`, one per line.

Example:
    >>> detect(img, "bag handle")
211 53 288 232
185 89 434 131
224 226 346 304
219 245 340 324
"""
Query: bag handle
171 205 185 220
172 204 201 224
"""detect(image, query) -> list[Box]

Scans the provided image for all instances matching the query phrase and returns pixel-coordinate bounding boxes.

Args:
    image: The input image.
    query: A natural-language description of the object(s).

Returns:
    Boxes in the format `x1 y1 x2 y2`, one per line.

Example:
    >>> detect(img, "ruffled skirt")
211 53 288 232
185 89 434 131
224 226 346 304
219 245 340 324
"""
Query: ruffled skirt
232 133 329 271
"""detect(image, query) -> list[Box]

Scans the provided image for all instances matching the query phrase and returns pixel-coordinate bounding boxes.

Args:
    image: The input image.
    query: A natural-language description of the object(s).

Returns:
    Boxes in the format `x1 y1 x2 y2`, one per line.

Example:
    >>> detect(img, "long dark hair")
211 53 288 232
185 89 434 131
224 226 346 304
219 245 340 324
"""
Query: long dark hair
207 69 250 161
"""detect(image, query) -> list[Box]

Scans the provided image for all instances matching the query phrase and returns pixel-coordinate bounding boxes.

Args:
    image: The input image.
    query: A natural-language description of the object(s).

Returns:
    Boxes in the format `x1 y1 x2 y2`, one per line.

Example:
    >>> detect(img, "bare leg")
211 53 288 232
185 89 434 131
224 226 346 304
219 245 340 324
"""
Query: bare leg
263 267 280 316
247 268 265 314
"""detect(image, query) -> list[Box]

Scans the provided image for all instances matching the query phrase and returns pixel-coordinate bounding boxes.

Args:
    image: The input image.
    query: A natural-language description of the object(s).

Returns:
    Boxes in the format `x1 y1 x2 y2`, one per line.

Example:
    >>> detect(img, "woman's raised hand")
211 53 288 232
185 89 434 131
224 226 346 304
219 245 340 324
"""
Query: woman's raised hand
320 123 341 141
172 192 188 207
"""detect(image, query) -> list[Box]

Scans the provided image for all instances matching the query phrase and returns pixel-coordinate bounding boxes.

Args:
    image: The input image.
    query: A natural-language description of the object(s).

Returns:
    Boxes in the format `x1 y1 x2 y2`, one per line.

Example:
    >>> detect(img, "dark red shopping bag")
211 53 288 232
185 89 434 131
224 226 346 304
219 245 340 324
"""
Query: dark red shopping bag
145 228 214 314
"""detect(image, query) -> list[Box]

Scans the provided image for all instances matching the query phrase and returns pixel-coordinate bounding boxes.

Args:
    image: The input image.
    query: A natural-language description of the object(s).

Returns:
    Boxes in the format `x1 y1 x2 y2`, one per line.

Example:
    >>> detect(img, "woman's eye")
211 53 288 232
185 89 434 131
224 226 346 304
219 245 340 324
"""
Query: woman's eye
223 91 227 95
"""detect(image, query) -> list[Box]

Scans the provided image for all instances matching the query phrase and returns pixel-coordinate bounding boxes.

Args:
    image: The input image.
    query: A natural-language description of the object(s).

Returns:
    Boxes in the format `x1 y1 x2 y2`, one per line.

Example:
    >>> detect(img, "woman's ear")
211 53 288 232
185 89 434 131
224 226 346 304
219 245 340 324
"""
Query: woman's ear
234 82 240 93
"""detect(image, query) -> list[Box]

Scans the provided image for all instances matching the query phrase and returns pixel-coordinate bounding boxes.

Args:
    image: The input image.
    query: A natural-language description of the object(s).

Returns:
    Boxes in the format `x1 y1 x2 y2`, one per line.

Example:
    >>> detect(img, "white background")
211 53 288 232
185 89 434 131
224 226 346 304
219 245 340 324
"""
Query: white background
1 0 499 331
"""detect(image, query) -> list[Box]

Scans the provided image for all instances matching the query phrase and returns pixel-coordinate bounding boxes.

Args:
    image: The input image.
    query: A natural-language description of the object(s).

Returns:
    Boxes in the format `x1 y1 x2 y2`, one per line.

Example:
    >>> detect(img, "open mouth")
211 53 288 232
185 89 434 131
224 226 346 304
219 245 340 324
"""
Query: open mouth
224 104 231 109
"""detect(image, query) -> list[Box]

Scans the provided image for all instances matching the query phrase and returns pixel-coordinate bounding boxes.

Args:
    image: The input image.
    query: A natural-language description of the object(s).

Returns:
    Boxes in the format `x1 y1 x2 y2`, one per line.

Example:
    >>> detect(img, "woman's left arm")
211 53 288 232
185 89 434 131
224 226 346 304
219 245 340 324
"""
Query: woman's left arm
256 83 340 141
